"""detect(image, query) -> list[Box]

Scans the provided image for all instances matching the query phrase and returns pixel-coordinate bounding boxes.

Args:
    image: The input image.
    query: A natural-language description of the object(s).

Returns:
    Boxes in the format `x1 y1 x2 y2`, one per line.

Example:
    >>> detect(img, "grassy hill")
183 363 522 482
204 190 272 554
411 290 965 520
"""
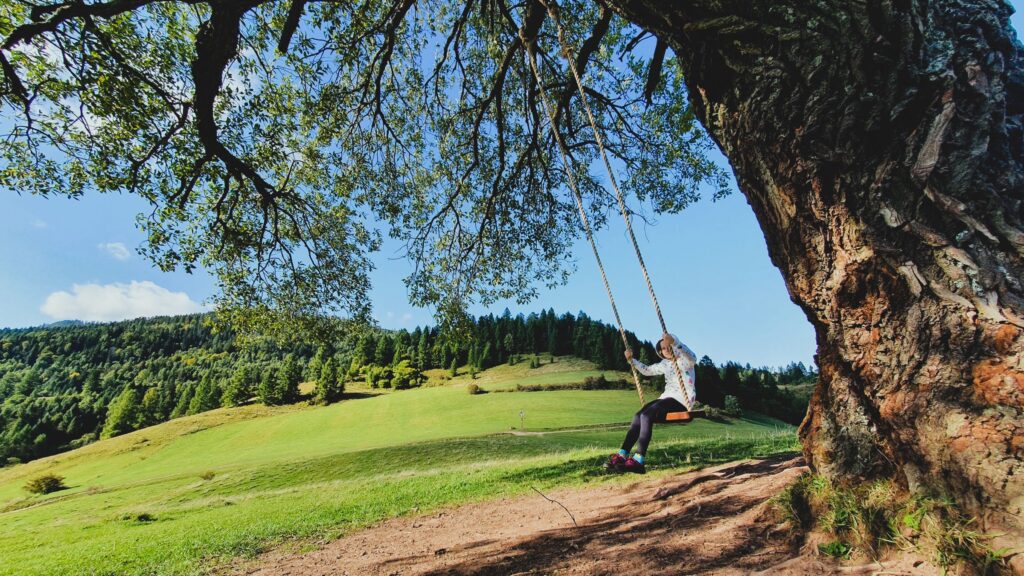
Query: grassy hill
0 359 798 576
424 354 634 389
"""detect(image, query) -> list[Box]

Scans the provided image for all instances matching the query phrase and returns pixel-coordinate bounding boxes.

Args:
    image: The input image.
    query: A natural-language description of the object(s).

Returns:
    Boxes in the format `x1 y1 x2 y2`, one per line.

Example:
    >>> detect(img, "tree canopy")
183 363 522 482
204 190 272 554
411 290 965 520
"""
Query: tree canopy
0 0 726 336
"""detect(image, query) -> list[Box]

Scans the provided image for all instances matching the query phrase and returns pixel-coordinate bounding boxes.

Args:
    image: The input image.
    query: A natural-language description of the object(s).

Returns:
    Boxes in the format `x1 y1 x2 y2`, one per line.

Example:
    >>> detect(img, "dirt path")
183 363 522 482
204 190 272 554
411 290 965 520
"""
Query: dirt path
224 455 938 575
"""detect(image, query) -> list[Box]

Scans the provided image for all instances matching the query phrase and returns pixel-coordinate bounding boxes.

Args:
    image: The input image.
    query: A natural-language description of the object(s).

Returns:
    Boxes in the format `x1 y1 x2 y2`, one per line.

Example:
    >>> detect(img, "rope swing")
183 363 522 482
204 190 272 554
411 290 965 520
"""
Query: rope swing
516 1 695 414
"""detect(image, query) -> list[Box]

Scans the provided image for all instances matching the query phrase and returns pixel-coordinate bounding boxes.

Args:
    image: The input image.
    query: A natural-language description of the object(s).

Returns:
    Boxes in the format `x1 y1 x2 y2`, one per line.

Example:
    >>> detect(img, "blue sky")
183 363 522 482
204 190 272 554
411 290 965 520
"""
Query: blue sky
2 4 1021 369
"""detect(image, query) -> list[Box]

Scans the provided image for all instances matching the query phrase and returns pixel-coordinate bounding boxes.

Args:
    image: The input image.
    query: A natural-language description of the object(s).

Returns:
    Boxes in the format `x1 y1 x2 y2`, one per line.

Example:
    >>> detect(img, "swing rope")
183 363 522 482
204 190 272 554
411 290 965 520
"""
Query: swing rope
519 1 693 409
516 22 646 407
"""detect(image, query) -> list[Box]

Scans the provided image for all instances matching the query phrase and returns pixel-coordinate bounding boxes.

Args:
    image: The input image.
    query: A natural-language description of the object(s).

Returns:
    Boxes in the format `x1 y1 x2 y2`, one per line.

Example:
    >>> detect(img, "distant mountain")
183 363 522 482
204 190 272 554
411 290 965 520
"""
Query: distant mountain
43 320 88 328
0 319 89 332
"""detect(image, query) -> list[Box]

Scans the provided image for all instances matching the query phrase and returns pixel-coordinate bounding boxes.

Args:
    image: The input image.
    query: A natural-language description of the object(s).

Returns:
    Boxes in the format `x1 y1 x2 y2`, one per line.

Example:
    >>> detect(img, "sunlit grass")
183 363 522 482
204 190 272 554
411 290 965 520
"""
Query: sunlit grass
0 359 797 576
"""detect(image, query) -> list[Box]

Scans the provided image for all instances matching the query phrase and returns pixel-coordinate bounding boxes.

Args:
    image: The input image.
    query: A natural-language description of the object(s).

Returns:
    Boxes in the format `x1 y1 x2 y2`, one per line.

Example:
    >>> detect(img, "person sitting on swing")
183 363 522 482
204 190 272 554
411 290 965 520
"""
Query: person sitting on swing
607 332 697 474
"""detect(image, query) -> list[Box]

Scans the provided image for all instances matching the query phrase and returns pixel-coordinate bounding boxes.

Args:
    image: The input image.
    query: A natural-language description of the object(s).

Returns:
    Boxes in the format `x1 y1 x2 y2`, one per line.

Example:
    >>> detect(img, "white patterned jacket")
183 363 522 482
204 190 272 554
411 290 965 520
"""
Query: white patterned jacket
629 333 697 410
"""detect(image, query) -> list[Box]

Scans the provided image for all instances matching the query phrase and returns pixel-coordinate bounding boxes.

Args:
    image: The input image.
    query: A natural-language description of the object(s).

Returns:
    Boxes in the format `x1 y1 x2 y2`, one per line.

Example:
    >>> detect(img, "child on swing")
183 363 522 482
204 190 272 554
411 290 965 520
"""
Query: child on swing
607 332 697 474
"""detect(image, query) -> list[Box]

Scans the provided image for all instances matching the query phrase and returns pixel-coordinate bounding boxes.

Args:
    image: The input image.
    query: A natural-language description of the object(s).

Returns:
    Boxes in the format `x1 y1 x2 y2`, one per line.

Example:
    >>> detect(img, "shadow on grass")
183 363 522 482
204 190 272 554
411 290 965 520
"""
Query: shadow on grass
201 424 797 506
494 438 800 492
339 392 379 401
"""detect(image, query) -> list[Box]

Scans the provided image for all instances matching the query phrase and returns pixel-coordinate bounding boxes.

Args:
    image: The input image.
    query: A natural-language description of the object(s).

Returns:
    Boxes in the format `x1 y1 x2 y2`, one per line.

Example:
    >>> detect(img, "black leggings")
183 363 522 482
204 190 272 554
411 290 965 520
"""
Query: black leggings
620 397 686 456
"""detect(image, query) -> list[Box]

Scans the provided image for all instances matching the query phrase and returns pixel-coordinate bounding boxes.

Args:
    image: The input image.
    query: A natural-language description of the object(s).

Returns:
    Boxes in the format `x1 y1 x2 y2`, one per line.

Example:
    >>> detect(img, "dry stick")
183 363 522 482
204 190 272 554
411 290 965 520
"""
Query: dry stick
540 0 692 408
532 486 578 528
516 24 645 406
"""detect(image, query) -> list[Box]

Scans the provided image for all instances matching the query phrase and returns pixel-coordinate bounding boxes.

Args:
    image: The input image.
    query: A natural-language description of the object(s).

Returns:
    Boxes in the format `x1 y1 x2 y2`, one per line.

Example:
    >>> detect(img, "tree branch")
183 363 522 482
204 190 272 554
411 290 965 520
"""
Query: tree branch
643 37 666 104
191 0 277 202
277 0 306 54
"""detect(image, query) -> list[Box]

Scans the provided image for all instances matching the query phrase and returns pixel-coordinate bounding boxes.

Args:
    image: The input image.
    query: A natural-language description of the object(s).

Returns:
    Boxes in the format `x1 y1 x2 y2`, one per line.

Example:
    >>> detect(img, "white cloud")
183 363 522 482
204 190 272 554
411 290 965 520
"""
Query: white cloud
40 281 204 322
32 219 48 229
98 242 131 261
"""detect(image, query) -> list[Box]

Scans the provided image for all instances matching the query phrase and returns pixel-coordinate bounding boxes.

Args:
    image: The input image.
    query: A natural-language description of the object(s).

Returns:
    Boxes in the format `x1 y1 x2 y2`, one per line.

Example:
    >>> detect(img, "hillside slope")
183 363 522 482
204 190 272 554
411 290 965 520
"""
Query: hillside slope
0 362 797 576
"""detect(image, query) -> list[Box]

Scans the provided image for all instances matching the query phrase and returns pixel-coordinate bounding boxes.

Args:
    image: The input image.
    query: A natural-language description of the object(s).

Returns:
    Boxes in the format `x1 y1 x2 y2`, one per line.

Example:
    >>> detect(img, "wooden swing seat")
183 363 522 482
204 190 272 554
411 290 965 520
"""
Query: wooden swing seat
661 410 705 423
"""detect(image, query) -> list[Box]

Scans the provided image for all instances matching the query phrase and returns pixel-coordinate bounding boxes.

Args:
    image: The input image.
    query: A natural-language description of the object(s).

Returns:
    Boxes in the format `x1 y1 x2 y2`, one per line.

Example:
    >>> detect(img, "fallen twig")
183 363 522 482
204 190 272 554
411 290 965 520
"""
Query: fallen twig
532 486 579 528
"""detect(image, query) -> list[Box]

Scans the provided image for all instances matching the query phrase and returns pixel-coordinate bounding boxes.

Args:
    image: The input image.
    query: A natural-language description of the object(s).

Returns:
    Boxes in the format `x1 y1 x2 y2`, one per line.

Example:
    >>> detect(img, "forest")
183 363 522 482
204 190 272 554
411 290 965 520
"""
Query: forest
0 311 814 464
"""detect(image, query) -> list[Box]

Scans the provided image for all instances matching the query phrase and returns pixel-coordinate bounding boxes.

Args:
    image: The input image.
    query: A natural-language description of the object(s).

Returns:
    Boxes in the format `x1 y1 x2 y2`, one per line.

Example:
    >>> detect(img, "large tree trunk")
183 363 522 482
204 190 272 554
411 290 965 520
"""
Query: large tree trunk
610 0 1024 549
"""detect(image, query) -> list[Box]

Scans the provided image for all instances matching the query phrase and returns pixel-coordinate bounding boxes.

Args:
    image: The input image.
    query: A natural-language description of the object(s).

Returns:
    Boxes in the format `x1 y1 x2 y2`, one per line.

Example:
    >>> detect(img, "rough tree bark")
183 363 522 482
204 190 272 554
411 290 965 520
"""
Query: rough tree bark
609 0 1024 549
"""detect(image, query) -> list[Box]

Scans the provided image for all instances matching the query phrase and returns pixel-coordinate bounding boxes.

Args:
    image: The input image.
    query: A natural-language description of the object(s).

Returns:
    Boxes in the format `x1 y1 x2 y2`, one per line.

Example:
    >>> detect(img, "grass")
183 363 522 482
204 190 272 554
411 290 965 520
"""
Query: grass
0 358 798 576
771 473 1009 574
424 355 633 391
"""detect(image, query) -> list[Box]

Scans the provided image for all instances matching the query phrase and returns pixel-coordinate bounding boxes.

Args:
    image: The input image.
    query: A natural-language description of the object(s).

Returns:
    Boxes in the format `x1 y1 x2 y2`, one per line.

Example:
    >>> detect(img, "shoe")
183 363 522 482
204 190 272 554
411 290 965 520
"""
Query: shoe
605 453 627 471
622 457 646 474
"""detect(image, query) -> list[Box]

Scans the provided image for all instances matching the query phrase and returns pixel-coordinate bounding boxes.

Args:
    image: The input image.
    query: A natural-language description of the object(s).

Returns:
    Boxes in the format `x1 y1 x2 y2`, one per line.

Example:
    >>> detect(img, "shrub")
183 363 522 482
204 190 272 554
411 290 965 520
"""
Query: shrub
514 378 634 393
199 471 216 481
68 433 98 450
723 395 742 417
466 383 482 395
24 474 67 494
120 512 156 523
391 360 420 390
701 406 730 421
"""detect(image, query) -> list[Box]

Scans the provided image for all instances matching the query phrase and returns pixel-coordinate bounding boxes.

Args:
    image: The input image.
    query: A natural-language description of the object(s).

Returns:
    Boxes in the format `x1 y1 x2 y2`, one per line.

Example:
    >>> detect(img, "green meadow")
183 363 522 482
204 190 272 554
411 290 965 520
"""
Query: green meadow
0 361 798 576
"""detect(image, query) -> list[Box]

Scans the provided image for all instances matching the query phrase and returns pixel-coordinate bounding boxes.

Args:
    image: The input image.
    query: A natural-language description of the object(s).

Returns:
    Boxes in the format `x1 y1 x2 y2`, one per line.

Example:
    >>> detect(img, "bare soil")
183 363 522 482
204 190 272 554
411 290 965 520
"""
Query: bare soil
223 455 940 575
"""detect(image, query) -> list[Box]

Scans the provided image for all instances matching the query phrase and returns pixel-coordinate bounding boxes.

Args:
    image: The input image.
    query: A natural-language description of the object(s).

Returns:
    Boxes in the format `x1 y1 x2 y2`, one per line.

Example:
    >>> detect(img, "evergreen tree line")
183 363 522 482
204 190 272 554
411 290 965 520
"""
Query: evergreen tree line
694 358 816 425
0 311 815 464
0 315 322 464
348 308 658 383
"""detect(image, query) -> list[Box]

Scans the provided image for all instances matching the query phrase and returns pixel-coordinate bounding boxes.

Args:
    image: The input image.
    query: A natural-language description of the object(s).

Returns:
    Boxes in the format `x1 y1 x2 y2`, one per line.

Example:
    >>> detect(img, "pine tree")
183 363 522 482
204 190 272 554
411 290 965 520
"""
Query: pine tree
374 334 393 366
188 374 220 415
695 356 725 408
639 347 653 365
314 358 342 404
170 381 195 418
479 342 491 370
222 364 254 407
347 356 361 382
101 387 142 438
416 331 431 370
277 355 302 403
356 334 376 366
449 357 458 378
140 387 161 426
436 343 449 372
258 366 283 406
721 363 742 399
307 347 325 383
